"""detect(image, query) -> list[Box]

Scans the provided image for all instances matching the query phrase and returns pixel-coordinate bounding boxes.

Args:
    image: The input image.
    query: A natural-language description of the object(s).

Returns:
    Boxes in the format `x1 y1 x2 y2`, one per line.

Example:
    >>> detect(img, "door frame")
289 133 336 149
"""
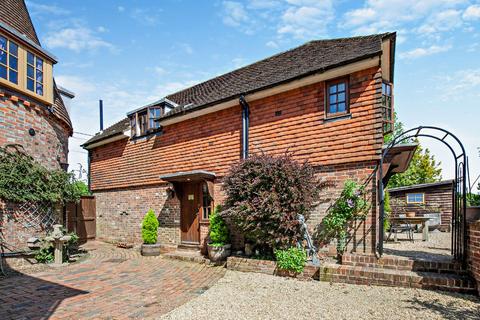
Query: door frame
179 181 201 244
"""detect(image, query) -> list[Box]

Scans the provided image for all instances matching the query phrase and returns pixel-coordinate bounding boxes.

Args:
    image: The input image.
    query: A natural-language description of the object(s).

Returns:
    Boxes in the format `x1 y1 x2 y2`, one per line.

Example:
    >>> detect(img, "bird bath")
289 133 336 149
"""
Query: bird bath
45 224 71 265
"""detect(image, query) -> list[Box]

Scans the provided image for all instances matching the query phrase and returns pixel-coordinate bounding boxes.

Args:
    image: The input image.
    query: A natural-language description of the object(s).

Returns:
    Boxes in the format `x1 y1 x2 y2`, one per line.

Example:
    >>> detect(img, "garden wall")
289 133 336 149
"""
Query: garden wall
0 201 63 252
467 219 480 295
226 256 319 281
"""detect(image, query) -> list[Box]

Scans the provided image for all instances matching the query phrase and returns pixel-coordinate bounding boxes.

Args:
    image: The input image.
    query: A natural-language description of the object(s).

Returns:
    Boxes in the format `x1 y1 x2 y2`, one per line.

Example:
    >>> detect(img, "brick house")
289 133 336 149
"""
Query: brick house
0 0 74 251
388 180 454 232
83 32 414 254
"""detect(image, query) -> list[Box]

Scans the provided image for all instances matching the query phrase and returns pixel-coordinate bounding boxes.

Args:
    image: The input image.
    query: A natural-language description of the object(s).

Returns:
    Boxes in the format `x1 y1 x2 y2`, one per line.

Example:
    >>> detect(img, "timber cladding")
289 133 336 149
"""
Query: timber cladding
388 181 454 232
89 66 383 191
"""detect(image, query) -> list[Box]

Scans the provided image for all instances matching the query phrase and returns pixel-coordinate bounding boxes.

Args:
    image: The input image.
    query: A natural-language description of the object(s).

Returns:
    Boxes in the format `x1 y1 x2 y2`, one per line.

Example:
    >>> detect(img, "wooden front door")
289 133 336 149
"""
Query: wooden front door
180 182 200 244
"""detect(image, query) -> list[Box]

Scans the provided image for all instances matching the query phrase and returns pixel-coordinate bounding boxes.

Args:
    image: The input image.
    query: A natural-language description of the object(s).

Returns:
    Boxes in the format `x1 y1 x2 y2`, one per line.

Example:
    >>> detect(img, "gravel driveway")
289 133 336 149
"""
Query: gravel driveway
161 270 479 320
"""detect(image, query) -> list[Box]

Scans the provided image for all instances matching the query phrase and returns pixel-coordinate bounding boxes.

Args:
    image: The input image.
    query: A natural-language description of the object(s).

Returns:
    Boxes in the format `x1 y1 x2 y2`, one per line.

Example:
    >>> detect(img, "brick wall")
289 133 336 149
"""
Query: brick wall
93 160 379 254
0 96 69 170
90 67 383 191
0 94 70 252
467 220 480 295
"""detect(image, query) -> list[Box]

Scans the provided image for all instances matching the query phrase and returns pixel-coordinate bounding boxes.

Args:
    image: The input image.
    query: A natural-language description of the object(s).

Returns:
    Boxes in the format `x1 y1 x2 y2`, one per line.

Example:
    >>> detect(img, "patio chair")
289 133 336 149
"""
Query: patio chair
386 216 415 242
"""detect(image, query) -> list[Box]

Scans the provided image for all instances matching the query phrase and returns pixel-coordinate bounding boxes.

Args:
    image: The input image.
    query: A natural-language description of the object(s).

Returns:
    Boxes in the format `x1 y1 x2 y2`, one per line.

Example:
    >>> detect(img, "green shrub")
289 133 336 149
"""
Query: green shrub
209 205 229 246
142 209 159 244
0 145 85 204
274 247 307 273
384 191 391 232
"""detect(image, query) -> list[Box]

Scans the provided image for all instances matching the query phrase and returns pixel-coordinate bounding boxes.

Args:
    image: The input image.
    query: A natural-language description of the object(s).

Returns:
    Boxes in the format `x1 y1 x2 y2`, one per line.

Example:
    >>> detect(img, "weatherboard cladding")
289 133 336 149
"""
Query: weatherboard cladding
89 67 383 191
84 33 393 146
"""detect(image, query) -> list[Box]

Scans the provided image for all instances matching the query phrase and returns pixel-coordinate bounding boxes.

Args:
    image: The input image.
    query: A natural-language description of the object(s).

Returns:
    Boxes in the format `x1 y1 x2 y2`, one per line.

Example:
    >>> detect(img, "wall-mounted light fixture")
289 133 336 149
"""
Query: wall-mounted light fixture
28 128 36 136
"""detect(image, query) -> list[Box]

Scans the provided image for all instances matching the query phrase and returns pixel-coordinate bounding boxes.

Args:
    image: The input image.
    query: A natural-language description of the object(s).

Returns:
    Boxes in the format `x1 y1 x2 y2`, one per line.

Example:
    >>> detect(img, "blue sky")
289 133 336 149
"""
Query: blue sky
26 0 480 191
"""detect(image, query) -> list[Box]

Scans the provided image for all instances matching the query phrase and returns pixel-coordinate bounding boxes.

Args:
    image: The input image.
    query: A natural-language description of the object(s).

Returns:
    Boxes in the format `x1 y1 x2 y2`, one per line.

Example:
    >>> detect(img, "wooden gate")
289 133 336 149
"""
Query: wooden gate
66 196 96 243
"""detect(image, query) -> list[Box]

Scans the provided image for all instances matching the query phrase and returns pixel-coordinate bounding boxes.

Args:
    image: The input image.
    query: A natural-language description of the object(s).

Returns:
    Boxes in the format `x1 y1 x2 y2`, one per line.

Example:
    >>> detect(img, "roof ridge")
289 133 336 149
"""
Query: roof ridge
165 32 393 104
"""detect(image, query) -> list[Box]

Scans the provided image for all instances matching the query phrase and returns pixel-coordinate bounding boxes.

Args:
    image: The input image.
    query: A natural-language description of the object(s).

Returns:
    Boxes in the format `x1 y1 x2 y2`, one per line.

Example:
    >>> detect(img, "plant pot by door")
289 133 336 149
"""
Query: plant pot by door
141 243 161 256
207 244 231 262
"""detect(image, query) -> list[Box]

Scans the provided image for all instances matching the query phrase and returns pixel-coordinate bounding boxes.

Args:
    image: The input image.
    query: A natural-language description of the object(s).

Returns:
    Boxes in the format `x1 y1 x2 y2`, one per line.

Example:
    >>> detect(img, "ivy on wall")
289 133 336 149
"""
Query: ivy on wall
0 144 85 204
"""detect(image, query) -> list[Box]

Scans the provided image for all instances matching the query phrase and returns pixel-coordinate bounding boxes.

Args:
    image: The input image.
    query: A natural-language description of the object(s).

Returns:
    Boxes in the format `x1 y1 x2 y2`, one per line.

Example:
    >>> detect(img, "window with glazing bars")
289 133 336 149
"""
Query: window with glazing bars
0 35 18 84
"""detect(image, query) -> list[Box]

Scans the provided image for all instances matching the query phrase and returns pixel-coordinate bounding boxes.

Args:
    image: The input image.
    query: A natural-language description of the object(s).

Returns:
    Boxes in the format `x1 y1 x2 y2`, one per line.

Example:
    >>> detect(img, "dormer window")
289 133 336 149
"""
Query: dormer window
0 35 18 85
27 51 43 96
149 107 162 130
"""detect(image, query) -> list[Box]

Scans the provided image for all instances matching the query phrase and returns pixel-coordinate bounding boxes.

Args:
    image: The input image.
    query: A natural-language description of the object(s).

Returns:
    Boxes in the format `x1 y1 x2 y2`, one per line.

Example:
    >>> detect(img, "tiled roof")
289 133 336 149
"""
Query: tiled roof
388 180 455 193
0 1 72 132
0 0 40 45
83 32 395 147
83 118 130 147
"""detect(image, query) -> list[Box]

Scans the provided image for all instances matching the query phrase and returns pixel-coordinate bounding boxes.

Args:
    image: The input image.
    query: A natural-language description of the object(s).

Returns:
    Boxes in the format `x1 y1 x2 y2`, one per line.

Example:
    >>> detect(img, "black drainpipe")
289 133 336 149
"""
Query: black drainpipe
239 95 250 159
87 150 92 192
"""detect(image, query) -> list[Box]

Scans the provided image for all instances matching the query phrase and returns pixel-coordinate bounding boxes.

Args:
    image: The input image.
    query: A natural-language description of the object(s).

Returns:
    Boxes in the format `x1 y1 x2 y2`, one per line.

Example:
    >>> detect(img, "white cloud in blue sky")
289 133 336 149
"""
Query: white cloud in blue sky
25 0 480 190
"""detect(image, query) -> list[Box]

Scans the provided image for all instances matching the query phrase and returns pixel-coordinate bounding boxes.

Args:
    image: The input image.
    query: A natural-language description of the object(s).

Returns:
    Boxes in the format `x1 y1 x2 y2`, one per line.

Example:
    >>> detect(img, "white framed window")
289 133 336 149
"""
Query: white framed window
406 193 424 204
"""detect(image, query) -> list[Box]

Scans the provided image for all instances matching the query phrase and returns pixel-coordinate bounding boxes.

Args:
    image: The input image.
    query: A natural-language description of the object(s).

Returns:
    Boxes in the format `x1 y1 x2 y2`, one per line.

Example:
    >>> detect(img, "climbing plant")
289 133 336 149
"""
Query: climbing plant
0 144 84 204
321 180 371 254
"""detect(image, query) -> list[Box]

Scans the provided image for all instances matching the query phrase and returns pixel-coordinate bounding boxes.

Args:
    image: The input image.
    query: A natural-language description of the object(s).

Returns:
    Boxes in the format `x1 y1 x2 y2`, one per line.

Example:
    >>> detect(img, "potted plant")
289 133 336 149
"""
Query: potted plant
140 209 161 256
207 205 231 262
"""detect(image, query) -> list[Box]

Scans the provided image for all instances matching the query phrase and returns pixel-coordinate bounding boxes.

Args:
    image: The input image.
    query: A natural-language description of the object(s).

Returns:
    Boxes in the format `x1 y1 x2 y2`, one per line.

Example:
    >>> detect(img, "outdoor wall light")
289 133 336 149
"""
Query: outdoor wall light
28 128 36 136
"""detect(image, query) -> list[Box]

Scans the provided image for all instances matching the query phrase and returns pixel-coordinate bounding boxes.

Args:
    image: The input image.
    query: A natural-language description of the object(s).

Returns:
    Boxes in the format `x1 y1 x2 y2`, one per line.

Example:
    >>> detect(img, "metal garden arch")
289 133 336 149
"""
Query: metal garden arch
378 126 469 266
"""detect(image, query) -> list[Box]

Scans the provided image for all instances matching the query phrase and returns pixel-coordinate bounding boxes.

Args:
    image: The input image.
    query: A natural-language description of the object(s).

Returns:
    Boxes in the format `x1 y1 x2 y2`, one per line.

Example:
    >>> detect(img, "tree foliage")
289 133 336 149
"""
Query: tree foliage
384 114 442 189
141 209 159 244
221 153 325 249
0 145 84 204
388 142 442 188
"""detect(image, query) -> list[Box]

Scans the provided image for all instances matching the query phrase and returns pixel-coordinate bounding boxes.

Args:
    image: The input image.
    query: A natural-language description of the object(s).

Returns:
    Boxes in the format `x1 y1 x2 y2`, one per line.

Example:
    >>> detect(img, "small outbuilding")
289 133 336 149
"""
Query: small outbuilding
388 180 454 232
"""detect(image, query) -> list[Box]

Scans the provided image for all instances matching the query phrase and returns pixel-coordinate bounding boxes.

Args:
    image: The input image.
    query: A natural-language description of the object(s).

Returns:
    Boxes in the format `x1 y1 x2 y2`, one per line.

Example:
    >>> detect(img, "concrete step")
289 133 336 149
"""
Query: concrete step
341 254 467 275
319 263 477 294
163 250 210 264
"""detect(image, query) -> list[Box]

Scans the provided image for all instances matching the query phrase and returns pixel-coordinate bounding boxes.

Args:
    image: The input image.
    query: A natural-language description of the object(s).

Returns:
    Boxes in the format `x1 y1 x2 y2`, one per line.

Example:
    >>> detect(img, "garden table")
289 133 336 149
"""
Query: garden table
388 216 431 241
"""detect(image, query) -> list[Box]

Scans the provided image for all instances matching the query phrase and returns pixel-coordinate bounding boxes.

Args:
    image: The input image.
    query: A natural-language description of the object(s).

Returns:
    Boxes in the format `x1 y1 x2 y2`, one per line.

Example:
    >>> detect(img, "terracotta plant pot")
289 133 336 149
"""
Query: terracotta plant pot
141 243 161 256
406 212 416 218
207 243 231 262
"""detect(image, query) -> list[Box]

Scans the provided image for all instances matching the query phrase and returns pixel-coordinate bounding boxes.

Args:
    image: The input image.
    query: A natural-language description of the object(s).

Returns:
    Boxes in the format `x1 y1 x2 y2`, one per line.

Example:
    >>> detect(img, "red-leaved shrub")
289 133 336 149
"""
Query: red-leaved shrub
221 153 325 250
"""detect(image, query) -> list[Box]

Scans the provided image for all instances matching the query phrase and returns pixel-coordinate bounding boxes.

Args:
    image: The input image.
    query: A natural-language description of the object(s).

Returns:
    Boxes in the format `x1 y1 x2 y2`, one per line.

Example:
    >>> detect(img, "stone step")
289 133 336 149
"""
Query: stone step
163 251 210 265
341 254 466 275
319 263 477 294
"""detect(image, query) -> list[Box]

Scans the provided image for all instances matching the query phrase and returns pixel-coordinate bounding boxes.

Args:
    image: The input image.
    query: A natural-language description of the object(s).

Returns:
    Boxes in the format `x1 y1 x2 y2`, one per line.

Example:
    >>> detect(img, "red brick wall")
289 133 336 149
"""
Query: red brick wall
467 220 480 294
0 92 70 252
0 95 69 170
90 67 383 191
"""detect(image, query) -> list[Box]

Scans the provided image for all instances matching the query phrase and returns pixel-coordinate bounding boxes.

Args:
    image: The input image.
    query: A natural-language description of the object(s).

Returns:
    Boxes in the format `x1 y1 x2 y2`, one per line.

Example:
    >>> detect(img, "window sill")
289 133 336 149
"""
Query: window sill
323 113 352 123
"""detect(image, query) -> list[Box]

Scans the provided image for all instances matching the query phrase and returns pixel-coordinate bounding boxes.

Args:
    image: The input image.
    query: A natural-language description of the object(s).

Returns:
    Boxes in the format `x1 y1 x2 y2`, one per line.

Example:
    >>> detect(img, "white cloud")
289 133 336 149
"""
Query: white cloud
266 40 279 48
55 75 96 97
26 1 70 16
247 0 280 9
222 1 249 27
153 67 168 76
341 0 467 35
399 44 451 59
278 1 334 39
463 5 480 20
44 27 116 53
117 6 125 12
131 8 161 26
417 9 462 34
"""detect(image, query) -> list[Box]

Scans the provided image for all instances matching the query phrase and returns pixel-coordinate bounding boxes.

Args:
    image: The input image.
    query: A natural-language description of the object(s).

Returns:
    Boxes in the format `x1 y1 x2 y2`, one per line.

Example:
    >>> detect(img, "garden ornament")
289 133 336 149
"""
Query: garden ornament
45 224 71 265
297 214 320 266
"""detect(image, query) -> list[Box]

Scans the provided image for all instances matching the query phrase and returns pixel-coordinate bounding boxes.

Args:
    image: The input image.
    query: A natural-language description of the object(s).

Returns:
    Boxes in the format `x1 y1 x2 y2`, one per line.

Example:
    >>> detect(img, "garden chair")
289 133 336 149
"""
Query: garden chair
386 215 415 242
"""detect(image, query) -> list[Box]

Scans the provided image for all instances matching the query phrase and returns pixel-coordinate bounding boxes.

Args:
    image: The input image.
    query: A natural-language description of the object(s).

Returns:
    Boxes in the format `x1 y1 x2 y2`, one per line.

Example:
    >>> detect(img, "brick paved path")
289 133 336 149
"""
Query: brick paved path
0 242 225 320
